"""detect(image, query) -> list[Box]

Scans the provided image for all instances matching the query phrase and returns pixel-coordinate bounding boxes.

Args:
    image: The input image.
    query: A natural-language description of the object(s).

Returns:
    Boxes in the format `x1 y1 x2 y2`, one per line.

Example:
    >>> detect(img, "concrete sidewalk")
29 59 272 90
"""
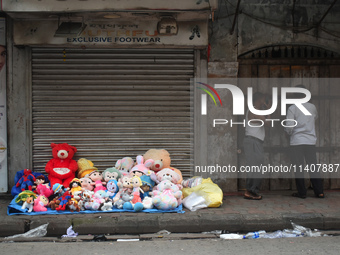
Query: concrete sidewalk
1 189 340 238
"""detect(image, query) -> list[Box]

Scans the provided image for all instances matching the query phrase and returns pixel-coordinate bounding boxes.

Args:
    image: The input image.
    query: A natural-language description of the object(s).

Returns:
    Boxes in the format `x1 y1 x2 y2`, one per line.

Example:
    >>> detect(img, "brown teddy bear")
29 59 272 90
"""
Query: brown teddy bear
48 197 61 210
143 149 183 184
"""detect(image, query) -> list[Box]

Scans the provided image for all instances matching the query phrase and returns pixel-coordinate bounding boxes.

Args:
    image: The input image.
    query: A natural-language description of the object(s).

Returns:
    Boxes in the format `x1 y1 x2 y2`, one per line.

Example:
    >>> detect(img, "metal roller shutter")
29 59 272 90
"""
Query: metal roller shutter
31 48 194 177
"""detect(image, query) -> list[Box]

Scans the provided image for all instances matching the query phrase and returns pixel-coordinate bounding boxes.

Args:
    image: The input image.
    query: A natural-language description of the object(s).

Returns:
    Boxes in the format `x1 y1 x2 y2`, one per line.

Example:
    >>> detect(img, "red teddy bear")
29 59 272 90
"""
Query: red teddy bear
45 143 78 188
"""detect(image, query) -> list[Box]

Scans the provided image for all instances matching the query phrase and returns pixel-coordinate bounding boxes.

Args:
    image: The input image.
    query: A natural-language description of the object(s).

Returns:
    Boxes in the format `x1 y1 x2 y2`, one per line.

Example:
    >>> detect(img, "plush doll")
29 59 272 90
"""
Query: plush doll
155 168 182 190
36 183 54 199
129 155 158 185
67 198 80 212
114 176 132 203
34 175 54 198
88 170 106 193
130 155 154 177
103 167 122 182
114 192 134 209
15 169 36 191
94 190 113 211
140 175 155 199
101 200 113 211
143 149 183 184
118 176 132 191
142 196 153 209
12 170 49 197
69 178 82 195
106 179 119 199
85 190 106 210
45 143 78 188
33 195 49 212
72 190 83 203
33 175 46 188
15 190 37 205
130 176 144 204
52 183 72 211
168 179 182 205
132 202 144 212
151 180 182 210
77 158 98 179
80 177 94 191
115 157 134 175
21 196 34 213
48 197 61 210
16 191 37 212
78 190 94 211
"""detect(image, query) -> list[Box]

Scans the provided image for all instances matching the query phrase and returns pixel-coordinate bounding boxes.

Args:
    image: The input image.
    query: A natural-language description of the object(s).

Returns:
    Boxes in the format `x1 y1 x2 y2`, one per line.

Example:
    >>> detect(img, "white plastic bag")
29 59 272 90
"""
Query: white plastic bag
220 233 243 239
5 223 48 239
182 191 208 211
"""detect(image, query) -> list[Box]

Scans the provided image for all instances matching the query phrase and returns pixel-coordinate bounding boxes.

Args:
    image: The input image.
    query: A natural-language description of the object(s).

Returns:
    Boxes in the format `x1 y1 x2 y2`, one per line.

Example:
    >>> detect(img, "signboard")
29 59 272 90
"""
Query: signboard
13 20 208 47
2 0 218 12
0 17 7 193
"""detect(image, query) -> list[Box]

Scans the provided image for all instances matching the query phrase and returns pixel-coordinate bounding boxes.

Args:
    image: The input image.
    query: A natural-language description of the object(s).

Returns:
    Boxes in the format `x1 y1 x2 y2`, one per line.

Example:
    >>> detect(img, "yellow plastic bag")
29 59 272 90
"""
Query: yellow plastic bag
182 177 223 208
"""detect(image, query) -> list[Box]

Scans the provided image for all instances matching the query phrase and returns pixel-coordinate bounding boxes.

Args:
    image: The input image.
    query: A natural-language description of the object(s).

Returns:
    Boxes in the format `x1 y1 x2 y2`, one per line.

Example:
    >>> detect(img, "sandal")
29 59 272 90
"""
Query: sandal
316 193 325 198
292 193 306 199
244 191 262 200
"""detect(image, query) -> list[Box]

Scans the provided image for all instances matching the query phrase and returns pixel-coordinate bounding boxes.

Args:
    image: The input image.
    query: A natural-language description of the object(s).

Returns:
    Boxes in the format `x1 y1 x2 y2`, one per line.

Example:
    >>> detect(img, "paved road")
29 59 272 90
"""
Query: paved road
1 236 340 255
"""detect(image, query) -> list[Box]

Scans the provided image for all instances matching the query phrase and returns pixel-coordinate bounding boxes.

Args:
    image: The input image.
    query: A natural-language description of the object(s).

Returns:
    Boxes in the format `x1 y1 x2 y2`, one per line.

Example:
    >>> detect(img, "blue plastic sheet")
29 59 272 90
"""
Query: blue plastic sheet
7 195 185 215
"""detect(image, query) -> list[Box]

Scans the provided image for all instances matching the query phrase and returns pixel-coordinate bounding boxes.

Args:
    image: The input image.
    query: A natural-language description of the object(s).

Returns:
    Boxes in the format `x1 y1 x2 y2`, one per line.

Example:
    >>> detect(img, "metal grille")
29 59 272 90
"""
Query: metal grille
32 48 194 177
239 45 340 59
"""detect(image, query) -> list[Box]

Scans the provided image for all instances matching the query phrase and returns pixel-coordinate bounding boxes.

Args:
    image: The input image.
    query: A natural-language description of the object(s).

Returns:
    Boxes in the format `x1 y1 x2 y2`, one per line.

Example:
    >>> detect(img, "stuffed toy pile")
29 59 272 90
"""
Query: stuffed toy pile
14 144 185 213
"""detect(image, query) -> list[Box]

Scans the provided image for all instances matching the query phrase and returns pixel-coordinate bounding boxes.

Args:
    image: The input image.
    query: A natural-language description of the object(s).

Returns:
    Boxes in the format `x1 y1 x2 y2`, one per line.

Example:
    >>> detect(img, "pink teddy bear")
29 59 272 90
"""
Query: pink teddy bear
155 168 183 190
151 180 182 210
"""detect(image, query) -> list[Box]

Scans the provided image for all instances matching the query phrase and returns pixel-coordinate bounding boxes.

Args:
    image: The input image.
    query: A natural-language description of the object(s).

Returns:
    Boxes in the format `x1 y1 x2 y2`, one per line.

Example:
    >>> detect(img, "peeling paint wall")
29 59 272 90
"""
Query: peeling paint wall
210 0 340 61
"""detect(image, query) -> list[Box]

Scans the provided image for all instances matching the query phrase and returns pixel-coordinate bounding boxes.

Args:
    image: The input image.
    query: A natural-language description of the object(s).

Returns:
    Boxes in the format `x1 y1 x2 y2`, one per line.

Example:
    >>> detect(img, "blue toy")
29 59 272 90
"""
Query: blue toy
11 169 49 197
140 175 155 199
123 202 133 210
52 183 72 211
15 169 36 191
133 202 144 212
106 179 119 199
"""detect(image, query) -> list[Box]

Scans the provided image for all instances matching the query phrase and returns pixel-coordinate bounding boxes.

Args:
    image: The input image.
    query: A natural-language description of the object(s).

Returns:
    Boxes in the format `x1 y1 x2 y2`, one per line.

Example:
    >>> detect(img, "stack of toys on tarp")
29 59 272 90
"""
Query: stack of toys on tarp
8 144 187 215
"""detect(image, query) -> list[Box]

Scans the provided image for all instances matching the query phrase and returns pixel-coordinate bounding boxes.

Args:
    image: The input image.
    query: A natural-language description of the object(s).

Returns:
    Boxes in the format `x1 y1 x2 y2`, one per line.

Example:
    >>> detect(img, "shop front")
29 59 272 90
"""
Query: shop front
2 1 217 191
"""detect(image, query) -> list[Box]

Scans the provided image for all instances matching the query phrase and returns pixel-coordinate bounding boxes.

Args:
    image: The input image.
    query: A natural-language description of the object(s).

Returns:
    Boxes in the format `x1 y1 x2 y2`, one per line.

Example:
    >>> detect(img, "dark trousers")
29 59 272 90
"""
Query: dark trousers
290 145 324 196
243 136 264 194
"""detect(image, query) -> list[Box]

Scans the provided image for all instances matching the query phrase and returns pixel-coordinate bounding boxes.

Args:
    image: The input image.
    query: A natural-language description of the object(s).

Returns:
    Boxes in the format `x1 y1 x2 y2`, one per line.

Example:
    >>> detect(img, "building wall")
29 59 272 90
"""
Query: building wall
205 0 340 191
210 0 340 62
4 0 340 191
7 21 32 187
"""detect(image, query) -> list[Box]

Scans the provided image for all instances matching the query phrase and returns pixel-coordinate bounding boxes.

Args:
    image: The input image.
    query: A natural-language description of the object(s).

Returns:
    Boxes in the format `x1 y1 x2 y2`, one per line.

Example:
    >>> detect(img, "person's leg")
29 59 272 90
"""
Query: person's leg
304 145 324 197
246 177 263 195
243 137 263 198
290 145 307 197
